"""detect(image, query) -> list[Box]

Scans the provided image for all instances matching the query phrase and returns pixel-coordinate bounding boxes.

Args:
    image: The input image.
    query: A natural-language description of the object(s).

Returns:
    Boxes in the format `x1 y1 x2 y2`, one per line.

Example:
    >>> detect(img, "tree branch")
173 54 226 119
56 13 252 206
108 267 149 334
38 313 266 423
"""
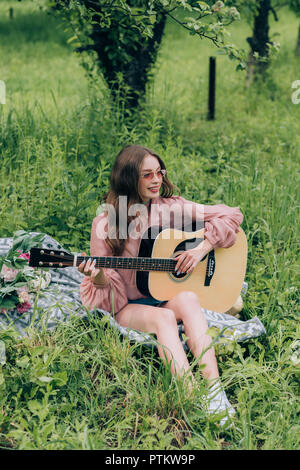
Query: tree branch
270 6 278 22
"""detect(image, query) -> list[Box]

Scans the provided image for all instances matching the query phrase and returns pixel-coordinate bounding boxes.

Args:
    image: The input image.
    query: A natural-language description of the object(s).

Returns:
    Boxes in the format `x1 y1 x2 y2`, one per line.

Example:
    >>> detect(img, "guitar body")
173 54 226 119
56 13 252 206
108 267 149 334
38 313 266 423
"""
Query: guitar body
136 224 248 313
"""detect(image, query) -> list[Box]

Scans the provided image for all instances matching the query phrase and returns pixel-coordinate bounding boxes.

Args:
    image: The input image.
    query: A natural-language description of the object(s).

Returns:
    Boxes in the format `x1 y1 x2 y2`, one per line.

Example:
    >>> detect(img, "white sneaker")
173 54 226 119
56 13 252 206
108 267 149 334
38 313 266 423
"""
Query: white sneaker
202 381 236 429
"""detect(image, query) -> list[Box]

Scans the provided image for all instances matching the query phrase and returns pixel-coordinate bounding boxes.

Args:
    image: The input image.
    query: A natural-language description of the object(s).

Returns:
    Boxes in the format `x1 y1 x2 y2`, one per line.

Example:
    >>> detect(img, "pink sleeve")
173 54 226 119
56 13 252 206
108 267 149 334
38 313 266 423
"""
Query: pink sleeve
80 215 128 313
203 204 244 248
177 197 243 249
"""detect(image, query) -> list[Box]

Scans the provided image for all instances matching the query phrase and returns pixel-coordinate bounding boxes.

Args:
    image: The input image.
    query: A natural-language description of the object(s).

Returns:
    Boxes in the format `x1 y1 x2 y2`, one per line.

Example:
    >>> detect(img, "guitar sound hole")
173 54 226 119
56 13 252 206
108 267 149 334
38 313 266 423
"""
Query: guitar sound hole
173 271 187 279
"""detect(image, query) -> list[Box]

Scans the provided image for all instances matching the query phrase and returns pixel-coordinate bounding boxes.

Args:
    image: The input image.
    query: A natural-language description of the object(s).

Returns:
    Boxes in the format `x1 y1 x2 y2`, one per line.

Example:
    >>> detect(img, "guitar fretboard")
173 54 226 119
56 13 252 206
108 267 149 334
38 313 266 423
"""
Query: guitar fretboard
78 256 177 272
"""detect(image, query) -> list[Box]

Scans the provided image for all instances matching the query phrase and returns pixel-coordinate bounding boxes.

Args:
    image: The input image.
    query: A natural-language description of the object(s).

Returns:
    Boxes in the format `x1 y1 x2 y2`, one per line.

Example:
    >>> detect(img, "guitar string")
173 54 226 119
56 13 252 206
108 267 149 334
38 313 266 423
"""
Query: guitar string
37 247 209 272
78 256 177 271
38 253 179 271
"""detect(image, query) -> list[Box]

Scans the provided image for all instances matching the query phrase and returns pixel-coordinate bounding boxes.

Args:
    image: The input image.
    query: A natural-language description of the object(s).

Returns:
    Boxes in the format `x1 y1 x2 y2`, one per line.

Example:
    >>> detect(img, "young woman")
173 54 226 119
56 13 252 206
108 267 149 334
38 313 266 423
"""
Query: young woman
79 145 244 427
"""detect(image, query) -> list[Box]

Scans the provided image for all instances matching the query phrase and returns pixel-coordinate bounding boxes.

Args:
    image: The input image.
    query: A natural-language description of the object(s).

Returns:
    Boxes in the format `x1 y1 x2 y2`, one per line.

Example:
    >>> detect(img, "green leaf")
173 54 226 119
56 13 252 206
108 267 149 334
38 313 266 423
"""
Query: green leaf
16 356 30 369
197 1 210 10
41 420 55 440
0 297 18 309
53 370 68 386
67 35 78 44
206 326 220 338
27 399 42 414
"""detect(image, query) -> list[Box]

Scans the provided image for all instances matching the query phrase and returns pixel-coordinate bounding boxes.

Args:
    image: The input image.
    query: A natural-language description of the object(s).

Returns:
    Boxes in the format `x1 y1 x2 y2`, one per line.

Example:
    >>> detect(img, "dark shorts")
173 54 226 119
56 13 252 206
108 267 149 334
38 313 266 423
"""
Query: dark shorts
127 297 167 308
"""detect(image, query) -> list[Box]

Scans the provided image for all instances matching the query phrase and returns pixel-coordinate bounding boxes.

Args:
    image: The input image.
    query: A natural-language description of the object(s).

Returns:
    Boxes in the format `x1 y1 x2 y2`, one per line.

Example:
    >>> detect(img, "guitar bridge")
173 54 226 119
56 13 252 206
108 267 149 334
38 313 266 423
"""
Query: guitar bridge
204 250 215 286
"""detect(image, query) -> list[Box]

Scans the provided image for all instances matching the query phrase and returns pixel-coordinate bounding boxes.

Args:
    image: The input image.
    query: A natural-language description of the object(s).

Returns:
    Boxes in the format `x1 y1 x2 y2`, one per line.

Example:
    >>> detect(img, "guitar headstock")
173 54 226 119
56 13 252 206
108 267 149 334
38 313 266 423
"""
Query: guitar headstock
29 247 73 268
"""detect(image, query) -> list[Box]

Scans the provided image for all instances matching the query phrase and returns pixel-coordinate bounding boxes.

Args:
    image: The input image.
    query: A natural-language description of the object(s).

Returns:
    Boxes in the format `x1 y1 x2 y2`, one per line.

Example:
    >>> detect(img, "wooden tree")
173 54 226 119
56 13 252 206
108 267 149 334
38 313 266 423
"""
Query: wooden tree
49 0 245 112
246 0 273 84
229 0 300 84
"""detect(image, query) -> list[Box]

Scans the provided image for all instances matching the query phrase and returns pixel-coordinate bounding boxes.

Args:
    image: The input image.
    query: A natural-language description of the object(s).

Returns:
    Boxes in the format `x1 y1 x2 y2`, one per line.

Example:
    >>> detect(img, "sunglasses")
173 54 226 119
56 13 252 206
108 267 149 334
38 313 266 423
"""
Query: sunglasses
140 169 166 180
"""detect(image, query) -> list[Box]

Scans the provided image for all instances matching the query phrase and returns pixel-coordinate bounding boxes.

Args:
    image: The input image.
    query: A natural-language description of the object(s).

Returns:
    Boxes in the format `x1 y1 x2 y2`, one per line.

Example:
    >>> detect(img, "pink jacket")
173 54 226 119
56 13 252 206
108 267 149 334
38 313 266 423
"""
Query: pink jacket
80 196 244 313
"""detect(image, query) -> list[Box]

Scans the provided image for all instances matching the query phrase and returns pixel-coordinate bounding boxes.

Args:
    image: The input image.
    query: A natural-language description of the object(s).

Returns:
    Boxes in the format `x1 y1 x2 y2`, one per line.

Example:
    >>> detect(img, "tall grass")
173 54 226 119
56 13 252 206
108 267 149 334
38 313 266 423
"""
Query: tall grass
0 1 299 450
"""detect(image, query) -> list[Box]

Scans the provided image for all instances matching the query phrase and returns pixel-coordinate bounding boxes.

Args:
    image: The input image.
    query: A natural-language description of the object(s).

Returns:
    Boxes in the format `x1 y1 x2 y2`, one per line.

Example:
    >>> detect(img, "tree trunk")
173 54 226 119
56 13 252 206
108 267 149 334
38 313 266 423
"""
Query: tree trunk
108 14 167 111
82 1 167 113
246 0 271 86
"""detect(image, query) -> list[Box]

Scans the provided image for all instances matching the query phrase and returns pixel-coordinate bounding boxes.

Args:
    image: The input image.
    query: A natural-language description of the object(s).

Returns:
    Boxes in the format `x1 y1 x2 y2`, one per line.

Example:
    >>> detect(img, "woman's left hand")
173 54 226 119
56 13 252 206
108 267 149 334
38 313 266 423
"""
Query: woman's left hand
173 239 213 274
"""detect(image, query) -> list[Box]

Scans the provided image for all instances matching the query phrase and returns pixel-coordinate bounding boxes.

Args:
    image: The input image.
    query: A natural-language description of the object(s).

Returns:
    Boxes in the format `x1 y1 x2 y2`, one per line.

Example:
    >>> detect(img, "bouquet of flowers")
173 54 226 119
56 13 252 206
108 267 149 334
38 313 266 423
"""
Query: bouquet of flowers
0 231 51 315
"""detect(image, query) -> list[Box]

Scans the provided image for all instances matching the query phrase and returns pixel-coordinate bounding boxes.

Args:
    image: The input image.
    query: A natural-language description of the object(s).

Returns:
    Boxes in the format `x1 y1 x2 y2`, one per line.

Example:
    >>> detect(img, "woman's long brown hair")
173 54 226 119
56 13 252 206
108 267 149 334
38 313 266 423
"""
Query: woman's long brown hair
102 145 178 255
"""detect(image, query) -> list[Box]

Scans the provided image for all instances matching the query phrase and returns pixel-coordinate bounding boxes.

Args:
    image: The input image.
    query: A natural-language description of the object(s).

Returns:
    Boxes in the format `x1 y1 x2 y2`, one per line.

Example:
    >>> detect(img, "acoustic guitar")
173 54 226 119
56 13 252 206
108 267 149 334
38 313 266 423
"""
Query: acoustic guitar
29 224 248 312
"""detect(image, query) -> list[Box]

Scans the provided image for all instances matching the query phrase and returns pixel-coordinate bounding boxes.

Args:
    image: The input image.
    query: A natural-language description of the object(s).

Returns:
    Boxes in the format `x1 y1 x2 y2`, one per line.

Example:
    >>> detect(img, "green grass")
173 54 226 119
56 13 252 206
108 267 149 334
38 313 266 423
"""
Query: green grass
0 0 299 450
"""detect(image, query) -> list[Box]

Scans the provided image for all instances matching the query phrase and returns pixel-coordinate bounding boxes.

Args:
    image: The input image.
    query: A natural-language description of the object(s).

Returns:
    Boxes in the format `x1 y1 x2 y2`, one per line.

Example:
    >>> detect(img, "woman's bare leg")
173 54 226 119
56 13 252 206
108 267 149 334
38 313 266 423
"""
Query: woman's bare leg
115 303 192 380
162 291 219 382
115 295 233 426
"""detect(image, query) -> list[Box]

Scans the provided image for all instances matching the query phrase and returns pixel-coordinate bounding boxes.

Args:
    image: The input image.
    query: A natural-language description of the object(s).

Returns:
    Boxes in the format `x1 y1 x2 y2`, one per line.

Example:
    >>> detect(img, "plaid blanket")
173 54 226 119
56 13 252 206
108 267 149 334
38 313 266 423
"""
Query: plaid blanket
0 234 266 349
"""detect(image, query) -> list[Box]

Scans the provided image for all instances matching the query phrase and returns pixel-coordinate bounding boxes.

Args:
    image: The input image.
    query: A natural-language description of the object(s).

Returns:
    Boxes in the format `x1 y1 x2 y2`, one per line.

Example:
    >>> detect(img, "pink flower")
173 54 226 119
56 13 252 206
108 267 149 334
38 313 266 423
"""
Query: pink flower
18 252 30 261
0 265 19 282
0 308 8 314
16 302 31 314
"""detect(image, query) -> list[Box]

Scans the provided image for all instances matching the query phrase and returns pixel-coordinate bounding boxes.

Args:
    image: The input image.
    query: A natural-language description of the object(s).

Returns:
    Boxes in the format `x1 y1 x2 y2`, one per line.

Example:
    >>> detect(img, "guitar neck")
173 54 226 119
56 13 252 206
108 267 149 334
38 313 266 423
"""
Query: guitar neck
29 248 178 272
75 255 177 273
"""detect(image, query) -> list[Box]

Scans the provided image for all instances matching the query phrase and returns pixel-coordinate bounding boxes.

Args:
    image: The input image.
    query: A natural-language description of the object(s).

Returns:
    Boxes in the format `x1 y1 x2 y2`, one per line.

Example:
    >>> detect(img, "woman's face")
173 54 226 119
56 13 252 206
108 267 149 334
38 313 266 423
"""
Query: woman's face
138 154 164 203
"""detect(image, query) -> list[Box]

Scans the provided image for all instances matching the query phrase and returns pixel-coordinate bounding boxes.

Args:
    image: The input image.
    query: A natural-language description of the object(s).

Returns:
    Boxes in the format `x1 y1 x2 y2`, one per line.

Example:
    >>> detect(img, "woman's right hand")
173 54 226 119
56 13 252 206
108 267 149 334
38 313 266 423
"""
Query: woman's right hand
78 252 108 286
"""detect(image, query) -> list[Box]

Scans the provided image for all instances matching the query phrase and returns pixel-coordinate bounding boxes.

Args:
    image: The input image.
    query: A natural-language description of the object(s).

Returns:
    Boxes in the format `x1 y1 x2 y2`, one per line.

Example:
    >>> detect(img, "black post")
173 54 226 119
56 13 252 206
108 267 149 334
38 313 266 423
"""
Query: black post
208 57 216 120
9 8 14 19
